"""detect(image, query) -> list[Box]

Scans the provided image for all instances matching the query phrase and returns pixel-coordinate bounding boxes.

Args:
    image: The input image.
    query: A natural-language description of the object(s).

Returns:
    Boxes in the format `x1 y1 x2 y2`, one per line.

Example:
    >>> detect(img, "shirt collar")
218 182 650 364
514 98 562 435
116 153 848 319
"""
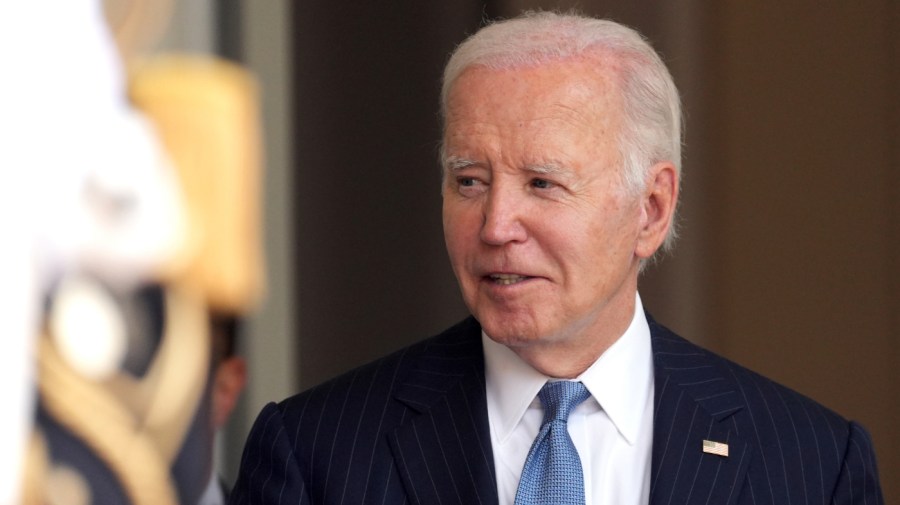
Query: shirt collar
483 293 654 445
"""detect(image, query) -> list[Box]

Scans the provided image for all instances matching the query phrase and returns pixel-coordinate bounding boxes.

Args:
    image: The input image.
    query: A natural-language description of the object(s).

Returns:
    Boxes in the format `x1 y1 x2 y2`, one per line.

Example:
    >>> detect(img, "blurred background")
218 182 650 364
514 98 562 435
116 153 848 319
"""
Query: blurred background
153 0 896 501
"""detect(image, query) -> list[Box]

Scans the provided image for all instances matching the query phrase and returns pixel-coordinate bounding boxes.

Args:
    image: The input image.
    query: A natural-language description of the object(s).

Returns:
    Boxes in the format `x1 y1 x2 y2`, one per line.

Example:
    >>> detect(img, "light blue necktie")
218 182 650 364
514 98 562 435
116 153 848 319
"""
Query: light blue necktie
514 381 591 505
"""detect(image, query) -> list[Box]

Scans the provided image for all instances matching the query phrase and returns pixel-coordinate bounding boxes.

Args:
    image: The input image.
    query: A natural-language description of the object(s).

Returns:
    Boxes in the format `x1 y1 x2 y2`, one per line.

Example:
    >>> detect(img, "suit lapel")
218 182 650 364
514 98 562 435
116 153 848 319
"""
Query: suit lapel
648 318 751 505
387 318 498 505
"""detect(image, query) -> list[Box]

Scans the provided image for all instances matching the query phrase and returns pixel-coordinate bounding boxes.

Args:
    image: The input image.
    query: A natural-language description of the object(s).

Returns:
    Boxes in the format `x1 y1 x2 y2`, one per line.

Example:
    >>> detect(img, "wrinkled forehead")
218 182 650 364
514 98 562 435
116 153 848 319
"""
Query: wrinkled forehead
441 47 626 120
440 60 626 177
442 56 625 141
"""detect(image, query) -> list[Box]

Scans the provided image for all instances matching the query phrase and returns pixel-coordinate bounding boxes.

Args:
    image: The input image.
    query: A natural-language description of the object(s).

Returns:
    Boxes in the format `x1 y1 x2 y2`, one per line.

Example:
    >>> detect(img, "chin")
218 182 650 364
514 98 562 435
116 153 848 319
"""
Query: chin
476 313 543 347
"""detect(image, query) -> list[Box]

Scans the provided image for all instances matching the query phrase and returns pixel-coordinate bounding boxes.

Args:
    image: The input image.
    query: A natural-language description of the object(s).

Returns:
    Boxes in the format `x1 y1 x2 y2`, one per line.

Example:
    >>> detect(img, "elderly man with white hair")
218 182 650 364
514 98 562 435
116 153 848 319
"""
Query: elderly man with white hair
231 11 883 505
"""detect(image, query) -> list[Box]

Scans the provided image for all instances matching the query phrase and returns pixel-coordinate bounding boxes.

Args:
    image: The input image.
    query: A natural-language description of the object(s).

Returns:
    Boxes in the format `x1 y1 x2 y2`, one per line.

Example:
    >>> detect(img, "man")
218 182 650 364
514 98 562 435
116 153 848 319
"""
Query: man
198 315 248 505
231 12 883 505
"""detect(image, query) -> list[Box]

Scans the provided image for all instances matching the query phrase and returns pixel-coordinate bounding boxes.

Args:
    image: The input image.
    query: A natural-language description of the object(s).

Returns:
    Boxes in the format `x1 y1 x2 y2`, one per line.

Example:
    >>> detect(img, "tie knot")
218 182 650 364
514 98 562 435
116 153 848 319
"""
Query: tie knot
538 381 590 424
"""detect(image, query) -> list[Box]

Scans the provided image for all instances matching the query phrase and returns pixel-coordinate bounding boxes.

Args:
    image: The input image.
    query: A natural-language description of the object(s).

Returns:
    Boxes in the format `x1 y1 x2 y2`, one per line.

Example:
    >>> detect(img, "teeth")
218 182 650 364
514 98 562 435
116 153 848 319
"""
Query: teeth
490 274 527 285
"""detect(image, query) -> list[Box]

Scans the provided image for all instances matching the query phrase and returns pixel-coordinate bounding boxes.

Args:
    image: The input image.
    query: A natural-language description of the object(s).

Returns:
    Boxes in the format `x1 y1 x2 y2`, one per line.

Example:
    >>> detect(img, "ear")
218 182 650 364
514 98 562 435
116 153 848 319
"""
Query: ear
635 161 678 259
211 356 247 429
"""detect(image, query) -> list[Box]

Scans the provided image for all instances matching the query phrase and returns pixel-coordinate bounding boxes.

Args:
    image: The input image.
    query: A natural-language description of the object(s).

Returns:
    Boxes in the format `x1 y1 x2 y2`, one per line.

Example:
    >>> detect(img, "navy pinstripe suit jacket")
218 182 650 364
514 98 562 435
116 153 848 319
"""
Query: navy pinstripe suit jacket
230 316 883 504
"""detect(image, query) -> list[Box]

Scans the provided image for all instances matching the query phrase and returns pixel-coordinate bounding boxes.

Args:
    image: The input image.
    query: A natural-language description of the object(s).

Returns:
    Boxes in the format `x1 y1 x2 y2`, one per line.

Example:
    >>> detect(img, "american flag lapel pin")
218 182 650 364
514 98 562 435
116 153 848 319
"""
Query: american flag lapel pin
702 440 729 457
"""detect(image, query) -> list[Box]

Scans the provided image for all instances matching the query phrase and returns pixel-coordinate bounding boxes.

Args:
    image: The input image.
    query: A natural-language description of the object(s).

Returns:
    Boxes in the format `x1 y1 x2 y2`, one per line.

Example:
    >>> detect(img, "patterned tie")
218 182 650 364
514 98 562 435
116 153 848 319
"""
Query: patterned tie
514 381 591 505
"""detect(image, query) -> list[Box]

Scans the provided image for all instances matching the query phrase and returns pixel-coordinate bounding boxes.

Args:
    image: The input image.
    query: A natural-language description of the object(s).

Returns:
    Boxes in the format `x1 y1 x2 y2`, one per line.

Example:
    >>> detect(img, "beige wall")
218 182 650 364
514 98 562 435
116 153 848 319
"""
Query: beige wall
705 2 899 497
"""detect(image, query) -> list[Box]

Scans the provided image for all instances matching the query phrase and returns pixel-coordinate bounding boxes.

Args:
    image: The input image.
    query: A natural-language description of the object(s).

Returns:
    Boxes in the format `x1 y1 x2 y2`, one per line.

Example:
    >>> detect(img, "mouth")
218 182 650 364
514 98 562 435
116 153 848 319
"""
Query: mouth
486 273 532 286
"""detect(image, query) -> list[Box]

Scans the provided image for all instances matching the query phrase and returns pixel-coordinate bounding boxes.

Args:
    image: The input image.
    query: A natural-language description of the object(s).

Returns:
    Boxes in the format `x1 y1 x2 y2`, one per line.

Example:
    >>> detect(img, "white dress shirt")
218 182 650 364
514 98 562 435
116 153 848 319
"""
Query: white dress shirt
483 293 654 505
197 475 226 505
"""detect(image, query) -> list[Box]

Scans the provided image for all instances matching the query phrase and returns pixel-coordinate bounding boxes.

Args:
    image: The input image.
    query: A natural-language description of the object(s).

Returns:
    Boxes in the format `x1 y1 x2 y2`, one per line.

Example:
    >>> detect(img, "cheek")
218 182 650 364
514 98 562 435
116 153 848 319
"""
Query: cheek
551 205 640 265
443 205 476 258
442 200 458 238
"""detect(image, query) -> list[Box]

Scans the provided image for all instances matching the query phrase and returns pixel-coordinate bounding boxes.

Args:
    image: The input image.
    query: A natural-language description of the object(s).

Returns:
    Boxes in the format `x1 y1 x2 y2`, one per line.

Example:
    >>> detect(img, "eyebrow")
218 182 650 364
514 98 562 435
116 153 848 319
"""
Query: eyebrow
524 162 567 176
442 156 479 173
442 157 571 177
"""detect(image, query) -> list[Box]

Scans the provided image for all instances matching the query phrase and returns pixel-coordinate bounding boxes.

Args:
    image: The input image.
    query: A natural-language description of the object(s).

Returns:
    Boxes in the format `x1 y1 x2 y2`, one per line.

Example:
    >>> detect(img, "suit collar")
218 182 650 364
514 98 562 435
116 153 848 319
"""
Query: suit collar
648 316 751 505
388 317 499 505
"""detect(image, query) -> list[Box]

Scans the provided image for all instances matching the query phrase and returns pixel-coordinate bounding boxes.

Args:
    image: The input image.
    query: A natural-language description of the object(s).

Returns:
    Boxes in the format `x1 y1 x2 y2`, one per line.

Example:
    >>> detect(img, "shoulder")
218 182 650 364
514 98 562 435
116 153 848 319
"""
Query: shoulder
648 316 856 443
647 315 884 503
272 316 482 433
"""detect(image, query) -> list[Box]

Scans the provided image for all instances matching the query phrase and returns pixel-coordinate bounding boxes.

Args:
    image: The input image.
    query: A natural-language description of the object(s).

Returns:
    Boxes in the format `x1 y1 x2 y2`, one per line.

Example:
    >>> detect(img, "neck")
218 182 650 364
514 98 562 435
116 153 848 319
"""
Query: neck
512 289 638 379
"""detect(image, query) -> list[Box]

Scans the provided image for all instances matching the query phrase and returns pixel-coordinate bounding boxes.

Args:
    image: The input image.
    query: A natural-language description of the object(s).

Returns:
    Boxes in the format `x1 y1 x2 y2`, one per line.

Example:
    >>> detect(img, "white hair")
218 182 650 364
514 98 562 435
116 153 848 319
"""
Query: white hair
440 11 683 252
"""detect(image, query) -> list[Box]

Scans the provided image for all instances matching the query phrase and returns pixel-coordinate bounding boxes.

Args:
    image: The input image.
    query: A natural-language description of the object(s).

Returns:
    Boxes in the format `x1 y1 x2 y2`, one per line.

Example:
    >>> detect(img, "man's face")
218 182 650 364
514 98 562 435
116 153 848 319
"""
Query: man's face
442 58 649 374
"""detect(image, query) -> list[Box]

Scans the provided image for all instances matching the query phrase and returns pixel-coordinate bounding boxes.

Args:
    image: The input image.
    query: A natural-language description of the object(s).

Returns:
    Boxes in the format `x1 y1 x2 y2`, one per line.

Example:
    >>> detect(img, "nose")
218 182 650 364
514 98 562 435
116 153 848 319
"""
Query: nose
480 185 527 245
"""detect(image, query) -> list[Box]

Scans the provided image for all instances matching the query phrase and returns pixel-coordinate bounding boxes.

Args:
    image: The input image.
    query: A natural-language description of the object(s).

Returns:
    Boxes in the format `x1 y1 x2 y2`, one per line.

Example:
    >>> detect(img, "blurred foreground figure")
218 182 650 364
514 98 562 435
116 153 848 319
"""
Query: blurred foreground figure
231 11 883 505
131 52 262 505
1 1 264 503
1 1 184 503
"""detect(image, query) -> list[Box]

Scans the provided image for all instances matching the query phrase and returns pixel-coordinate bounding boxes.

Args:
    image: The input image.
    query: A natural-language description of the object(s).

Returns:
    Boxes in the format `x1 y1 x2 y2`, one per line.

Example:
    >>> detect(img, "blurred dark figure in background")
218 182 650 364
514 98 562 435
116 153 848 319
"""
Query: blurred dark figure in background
197 314 247 505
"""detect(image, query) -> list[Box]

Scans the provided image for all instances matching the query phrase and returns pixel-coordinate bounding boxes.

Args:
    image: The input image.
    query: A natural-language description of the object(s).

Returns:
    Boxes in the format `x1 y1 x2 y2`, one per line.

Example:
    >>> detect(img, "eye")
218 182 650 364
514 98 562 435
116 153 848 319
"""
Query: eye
531 178 553 189
452 175 486 196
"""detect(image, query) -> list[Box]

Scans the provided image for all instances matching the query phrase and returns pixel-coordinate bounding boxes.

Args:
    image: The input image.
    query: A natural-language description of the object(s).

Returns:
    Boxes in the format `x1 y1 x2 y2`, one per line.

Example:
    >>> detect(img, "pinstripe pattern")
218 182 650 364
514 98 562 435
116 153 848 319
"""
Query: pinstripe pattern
230 318 496 505
230 316 883 504
648 318 883 505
